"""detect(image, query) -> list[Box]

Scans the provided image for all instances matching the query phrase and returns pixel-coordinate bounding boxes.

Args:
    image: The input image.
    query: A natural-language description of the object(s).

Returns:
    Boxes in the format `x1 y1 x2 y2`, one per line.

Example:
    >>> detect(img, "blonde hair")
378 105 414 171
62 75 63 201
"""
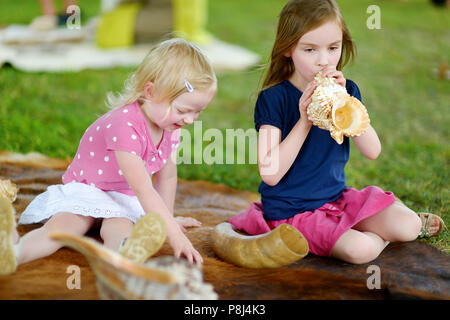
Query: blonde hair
107 38 216 109
261 0 356 91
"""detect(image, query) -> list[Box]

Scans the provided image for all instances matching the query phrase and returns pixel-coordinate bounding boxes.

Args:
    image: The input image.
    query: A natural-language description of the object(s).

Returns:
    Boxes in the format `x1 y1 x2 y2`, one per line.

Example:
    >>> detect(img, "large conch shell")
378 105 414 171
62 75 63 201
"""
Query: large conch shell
211 222 309 268
307 73 370 144
50 232 217 299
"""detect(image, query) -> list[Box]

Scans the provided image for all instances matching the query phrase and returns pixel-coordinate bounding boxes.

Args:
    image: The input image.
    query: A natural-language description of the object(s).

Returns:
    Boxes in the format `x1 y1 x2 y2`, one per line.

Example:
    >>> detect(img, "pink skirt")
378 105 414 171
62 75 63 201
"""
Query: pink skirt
229 186 396 257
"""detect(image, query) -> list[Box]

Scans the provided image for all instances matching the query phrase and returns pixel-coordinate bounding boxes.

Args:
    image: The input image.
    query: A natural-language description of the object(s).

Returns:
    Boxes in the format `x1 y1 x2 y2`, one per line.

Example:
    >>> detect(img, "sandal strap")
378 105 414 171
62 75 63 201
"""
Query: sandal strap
419 212 432 238
418 212 446 238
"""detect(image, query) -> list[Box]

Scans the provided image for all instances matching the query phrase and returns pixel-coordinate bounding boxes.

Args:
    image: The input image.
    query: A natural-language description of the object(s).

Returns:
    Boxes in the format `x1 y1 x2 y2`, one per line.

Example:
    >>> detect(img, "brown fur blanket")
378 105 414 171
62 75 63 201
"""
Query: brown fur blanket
0 151 449 299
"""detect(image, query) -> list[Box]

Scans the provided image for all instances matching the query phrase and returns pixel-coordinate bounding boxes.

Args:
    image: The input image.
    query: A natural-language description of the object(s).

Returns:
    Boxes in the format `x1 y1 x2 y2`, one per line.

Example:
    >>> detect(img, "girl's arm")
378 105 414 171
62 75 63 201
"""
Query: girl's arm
114 150 203 264
154 151 201 231
258 81 317 186
320 68 381 160
352 124 381 160
258 121 311 186
154 152 177 215
321 69 380 159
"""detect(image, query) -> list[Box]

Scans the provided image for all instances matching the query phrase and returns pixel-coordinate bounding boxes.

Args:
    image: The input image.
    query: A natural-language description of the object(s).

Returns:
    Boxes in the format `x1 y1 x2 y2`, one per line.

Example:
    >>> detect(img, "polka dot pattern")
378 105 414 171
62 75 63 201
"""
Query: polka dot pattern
62 102 181 196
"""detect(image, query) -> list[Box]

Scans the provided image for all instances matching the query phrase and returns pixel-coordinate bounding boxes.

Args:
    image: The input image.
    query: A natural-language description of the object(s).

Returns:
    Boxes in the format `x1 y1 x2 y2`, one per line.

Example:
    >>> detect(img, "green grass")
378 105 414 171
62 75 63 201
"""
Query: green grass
0 0 448 252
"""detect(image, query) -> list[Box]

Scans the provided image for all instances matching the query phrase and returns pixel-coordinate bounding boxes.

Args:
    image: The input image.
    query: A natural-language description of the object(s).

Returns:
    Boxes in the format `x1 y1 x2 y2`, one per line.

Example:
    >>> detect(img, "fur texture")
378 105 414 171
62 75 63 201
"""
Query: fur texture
0 153 448 299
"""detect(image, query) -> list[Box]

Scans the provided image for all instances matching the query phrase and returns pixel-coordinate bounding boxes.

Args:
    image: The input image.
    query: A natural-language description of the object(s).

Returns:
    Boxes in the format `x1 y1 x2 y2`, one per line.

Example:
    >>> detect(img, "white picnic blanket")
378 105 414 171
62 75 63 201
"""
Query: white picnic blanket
0 21 260 73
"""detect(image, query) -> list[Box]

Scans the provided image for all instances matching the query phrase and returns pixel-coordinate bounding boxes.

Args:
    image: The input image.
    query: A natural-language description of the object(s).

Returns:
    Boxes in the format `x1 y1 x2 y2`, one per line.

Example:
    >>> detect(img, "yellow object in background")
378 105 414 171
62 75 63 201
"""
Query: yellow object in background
96 0 213 48
96 3 142 48
173 0 212 45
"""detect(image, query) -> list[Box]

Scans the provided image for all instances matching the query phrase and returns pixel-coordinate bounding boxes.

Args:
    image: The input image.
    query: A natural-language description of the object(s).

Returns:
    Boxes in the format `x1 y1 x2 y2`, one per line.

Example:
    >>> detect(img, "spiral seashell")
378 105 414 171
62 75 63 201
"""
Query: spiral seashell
50 232 217 299
211 222 309 268
307 73 370 144
0 179 18 203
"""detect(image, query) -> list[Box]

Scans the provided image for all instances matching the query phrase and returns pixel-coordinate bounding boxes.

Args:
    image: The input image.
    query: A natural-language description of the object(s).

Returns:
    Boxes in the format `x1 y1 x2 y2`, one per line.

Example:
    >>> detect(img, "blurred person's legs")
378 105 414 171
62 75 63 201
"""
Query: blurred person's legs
31 0 78 30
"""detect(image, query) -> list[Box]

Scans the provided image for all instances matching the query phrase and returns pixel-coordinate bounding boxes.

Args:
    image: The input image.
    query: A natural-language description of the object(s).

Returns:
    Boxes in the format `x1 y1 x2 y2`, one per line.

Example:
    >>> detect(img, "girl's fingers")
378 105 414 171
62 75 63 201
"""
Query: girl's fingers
185 248 200 265
306 81 317 93
299 83 316 109
300 98 312 113
195 252 203 265
174 248 181 259
185 217 202 226
169 229 203 265
181 244 202 264
176 248 203 265
186 252 194 264
306 83 317 97
191 249 203 265
321 67 338 77
175 216 202 227
323 70 345 86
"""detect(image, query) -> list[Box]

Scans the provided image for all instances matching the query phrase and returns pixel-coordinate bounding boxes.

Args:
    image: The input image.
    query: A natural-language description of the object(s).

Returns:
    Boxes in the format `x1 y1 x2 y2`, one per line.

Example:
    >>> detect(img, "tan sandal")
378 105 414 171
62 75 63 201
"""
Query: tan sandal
418 212 446 238
119 212 167 264
0 196 18 275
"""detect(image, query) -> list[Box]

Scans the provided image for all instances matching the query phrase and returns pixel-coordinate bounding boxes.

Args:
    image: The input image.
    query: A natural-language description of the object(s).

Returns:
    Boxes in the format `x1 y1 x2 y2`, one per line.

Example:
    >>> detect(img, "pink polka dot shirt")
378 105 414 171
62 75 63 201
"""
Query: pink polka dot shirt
62 101 181 196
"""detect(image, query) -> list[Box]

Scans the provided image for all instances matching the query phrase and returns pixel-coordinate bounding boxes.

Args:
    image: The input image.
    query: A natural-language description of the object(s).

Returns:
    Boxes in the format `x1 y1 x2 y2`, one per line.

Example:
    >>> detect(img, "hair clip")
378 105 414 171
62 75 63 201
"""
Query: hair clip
185 79 194 93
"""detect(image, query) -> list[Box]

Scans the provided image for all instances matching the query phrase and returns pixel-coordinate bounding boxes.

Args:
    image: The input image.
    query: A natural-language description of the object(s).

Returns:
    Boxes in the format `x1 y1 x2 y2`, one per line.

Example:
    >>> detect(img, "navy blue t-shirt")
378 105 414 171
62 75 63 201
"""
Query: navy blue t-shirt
254 79 362 220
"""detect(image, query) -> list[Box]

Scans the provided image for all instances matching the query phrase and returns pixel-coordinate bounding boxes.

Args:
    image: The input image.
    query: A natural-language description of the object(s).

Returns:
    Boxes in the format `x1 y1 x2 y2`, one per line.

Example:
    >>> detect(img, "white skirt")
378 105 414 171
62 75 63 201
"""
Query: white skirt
19 182 146 225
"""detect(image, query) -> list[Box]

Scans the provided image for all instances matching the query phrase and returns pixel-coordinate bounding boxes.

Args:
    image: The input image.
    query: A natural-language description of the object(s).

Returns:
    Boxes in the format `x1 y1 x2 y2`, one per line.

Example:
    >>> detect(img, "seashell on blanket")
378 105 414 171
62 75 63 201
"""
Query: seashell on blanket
307 73 370 144
0 179 18 203
50 232 218 300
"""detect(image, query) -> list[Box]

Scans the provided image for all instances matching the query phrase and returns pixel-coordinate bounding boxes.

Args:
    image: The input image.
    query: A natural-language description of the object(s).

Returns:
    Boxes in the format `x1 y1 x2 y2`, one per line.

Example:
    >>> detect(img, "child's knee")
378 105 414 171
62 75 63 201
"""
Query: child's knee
397 213 422 242
44 213 70 234
380 205 422 242
339 239 380 265
99 223 111 241
44 212 93 236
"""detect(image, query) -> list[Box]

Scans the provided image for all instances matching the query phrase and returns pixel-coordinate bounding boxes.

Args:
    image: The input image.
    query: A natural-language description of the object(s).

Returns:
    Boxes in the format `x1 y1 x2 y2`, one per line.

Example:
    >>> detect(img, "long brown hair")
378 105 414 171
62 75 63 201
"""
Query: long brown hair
261 0 356 91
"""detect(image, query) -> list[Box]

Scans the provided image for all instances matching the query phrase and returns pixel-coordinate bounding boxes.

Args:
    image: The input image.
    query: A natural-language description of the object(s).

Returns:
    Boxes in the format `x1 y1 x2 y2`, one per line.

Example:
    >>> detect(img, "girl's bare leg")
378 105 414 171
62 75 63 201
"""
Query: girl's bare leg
331 199 441 264
331 229 389 264
64 0 78 10
99 217 134 251
17 212 95 265
353 200 423 242
39 0 56 15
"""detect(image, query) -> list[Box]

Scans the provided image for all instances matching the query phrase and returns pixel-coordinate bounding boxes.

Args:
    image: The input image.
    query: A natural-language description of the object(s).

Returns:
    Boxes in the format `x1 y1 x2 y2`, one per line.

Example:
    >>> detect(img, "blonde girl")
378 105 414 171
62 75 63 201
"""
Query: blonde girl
229 0 444 264
1 38 217 275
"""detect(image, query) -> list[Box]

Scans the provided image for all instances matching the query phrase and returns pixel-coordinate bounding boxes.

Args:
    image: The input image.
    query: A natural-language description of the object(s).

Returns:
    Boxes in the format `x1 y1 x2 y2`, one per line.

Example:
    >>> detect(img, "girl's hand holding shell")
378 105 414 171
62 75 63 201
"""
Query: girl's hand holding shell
298 81 317 128
321 66 346 87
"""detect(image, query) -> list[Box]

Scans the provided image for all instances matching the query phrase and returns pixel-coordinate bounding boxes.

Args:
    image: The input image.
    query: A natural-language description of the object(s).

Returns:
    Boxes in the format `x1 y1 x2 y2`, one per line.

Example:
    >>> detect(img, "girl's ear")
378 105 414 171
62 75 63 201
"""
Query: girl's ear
143 81 154 100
